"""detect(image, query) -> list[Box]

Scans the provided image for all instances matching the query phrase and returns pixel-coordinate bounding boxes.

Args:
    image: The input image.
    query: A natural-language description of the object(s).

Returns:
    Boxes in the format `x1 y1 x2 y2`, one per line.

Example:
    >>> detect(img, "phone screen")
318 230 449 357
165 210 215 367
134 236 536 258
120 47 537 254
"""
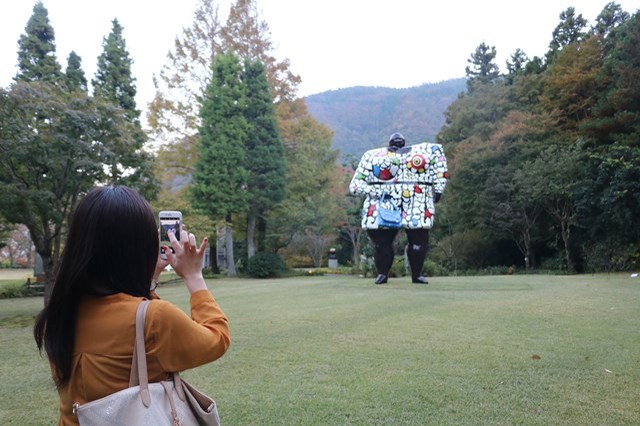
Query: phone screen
159 211 181 256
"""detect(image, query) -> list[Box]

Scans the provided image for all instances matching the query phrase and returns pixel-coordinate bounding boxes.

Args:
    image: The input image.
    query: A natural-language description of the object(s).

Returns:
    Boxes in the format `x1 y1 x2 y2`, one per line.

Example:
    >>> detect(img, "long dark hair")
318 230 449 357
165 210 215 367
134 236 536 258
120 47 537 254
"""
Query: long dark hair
34 185 159 388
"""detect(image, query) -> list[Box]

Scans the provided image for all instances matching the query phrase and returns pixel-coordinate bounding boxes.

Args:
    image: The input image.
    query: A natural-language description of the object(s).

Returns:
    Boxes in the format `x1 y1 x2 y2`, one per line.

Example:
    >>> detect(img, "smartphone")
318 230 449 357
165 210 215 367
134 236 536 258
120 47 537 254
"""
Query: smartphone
159 210 182 258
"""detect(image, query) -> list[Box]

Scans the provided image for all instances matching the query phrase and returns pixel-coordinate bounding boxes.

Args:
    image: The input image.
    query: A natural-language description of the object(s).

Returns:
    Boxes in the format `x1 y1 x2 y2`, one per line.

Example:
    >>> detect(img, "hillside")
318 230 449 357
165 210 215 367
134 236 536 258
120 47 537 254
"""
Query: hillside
305 78 466 159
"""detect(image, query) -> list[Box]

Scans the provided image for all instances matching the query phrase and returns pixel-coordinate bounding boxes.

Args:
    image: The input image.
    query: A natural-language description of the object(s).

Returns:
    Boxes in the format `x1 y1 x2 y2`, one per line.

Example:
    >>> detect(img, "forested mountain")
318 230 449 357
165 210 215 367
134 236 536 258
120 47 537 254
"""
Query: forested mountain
305 78 465 158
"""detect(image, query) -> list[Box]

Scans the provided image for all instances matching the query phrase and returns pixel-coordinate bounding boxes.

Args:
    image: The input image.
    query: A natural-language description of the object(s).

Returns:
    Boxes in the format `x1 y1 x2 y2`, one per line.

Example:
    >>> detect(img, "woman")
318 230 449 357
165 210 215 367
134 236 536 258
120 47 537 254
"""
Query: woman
33 186 230 425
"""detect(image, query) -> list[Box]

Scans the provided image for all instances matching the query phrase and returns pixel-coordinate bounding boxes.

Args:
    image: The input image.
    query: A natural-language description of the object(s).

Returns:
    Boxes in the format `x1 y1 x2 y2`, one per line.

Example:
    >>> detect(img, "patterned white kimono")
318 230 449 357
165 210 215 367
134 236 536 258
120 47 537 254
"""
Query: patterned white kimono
349 143 448 230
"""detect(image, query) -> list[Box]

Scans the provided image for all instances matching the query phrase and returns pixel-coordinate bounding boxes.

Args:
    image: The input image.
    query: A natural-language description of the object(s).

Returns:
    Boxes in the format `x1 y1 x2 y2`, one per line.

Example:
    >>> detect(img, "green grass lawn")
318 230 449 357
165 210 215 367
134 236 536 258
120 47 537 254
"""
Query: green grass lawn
1 274 639 425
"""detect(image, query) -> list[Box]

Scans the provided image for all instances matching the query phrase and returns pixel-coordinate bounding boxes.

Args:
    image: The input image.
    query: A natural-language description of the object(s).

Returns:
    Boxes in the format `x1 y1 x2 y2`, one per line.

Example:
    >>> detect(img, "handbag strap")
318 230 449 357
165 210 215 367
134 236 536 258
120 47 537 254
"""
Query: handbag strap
129 300 152 407
129 300 187 408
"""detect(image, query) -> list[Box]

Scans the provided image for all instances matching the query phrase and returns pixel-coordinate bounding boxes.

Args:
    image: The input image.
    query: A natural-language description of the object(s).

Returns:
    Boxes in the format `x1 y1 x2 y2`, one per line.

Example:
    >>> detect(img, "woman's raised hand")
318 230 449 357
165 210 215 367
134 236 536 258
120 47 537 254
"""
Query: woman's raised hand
164 227 208 294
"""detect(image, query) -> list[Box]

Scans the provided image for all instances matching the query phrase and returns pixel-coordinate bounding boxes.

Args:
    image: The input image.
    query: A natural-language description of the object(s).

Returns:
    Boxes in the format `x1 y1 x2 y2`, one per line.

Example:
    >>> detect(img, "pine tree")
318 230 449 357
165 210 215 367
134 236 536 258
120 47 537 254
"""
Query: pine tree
592 2 630 38
243 59 286 257
14 1 62 83
65 51 88 92
547 7 588 62
192 53 249 276
465 42 500 92
505 48 529 84
92 19 140 122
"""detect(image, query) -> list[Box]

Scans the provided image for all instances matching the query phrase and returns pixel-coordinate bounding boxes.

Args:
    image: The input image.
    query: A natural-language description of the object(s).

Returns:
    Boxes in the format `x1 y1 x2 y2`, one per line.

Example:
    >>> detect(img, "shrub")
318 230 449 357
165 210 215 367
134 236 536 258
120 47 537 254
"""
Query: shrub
283 254 314 268
389 255 408 278
0 281 40 299
482 265 510 275
247 252 286 278
422 259 449 277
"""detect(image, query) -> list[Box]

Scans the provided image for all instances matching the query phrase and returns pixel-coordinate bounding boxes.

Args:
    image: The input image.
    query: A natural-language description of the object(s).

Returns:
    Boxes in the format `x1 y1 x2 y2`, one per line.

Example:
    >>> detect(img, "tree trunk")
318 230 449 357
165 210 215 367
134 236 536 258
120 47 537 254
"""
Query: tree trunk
349 227 362 267
247 212 256 259
517 228 532 270
225 215 236 277
352 243 360 268
42 252 55 305
257 216 266 252
560 218 574 273
26 222 55 305
209 238 219 274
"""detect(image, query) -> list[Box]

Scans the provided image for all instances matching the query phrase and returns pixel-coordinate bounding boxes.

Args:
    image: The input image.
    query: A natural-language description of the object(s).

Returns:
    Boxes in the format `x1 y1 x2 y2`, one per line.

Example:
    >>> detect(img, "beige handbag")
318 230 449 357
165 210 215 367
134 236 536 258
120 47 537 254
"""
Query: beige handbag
73 300 220 425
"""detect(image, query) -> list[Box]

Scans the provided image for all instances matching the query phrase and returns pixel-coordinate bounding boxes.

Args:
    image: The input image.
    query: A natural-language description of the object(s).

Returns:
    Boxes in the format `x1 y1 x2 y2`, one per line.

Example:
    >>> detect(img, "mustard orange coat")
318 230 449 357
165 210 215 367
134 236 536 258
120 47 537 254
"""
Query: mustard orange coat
54 290 230 425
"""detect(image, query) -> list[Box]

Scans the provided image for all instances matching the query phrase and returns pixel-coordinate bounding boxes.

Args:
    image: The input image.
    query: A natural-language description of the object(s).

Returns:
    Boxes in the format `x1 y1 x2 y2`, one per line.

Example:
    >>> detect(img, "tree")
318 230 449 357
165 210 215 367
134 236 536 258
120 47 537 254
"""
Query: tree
267 109 340 260
221 0 300 103
0 225 34 268
576 12 640 271
0 82 154 301
92 19 140 122
575 143 640 271
523 56 546 75
149 0 335 268
147 0 223 165
505 48 528 84
436 5 639 273
14 1 62 84
243 59 286 258
477 110 548 269
547 7 588 61
191 53 249 276
336 165 366 267
0 220 10 254
465 42 500 91
541 36 603 133
592 2 629 38
583 11 640 147
91 18 156 198
148 0 300 172
519 145 583 273
2 3 157 302
64 51 88 92
147 0 306 263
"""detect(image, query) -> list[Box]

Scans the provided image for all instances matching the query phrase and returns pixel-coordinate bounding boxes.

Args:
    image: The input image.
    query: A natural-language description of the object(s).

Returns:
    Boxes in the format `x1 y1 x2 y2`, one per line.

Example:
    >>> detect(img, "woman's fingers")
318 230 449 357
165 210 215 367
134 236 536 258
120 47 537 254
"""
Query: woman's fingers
167 228 181 252
198 237 208 254
167 228 205 255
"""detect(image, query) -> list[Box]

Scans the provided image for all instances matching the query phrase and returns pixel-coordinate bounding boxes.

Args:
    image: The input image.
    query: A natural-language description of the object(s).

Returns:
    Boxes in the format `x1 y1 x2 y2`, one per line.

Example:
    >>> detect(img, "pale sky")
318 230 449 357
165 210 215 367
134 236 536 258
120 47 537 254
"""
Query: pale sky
1 0 639 117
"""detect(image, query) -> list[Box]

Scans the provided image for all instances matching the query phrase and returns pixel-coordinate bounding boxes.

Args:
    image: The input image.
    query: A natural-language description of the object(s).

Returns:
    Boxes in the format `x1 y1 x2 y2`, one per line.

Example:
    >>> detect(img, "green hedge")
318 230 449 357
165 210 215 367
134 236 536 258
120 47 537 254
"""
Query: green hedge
247 252 286 278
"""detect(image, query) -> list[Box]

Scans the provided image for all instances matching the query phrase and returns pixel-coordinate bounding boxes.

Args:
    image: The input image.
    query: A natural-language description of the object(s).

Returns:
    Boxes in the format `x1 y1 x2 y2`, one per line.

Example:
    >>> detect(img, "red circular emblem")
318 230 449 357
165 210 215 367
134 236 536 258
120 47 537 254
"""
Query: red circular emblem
410 155 426 170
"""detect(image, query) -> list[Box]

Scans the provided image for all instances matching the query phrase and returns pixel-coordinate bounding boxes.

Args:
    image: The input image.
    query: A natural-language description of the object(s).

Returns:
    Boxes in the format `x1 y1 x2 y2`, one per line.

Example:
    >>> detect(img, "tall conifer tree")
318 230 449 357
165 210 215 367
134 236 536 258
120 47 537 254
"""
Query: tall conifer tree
465 42 500 91
547 7 588 62
192 53 249 276
65 51 88 92
93 19 140 122
14 1 62 83
91 19 156 196
243 59 286 257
